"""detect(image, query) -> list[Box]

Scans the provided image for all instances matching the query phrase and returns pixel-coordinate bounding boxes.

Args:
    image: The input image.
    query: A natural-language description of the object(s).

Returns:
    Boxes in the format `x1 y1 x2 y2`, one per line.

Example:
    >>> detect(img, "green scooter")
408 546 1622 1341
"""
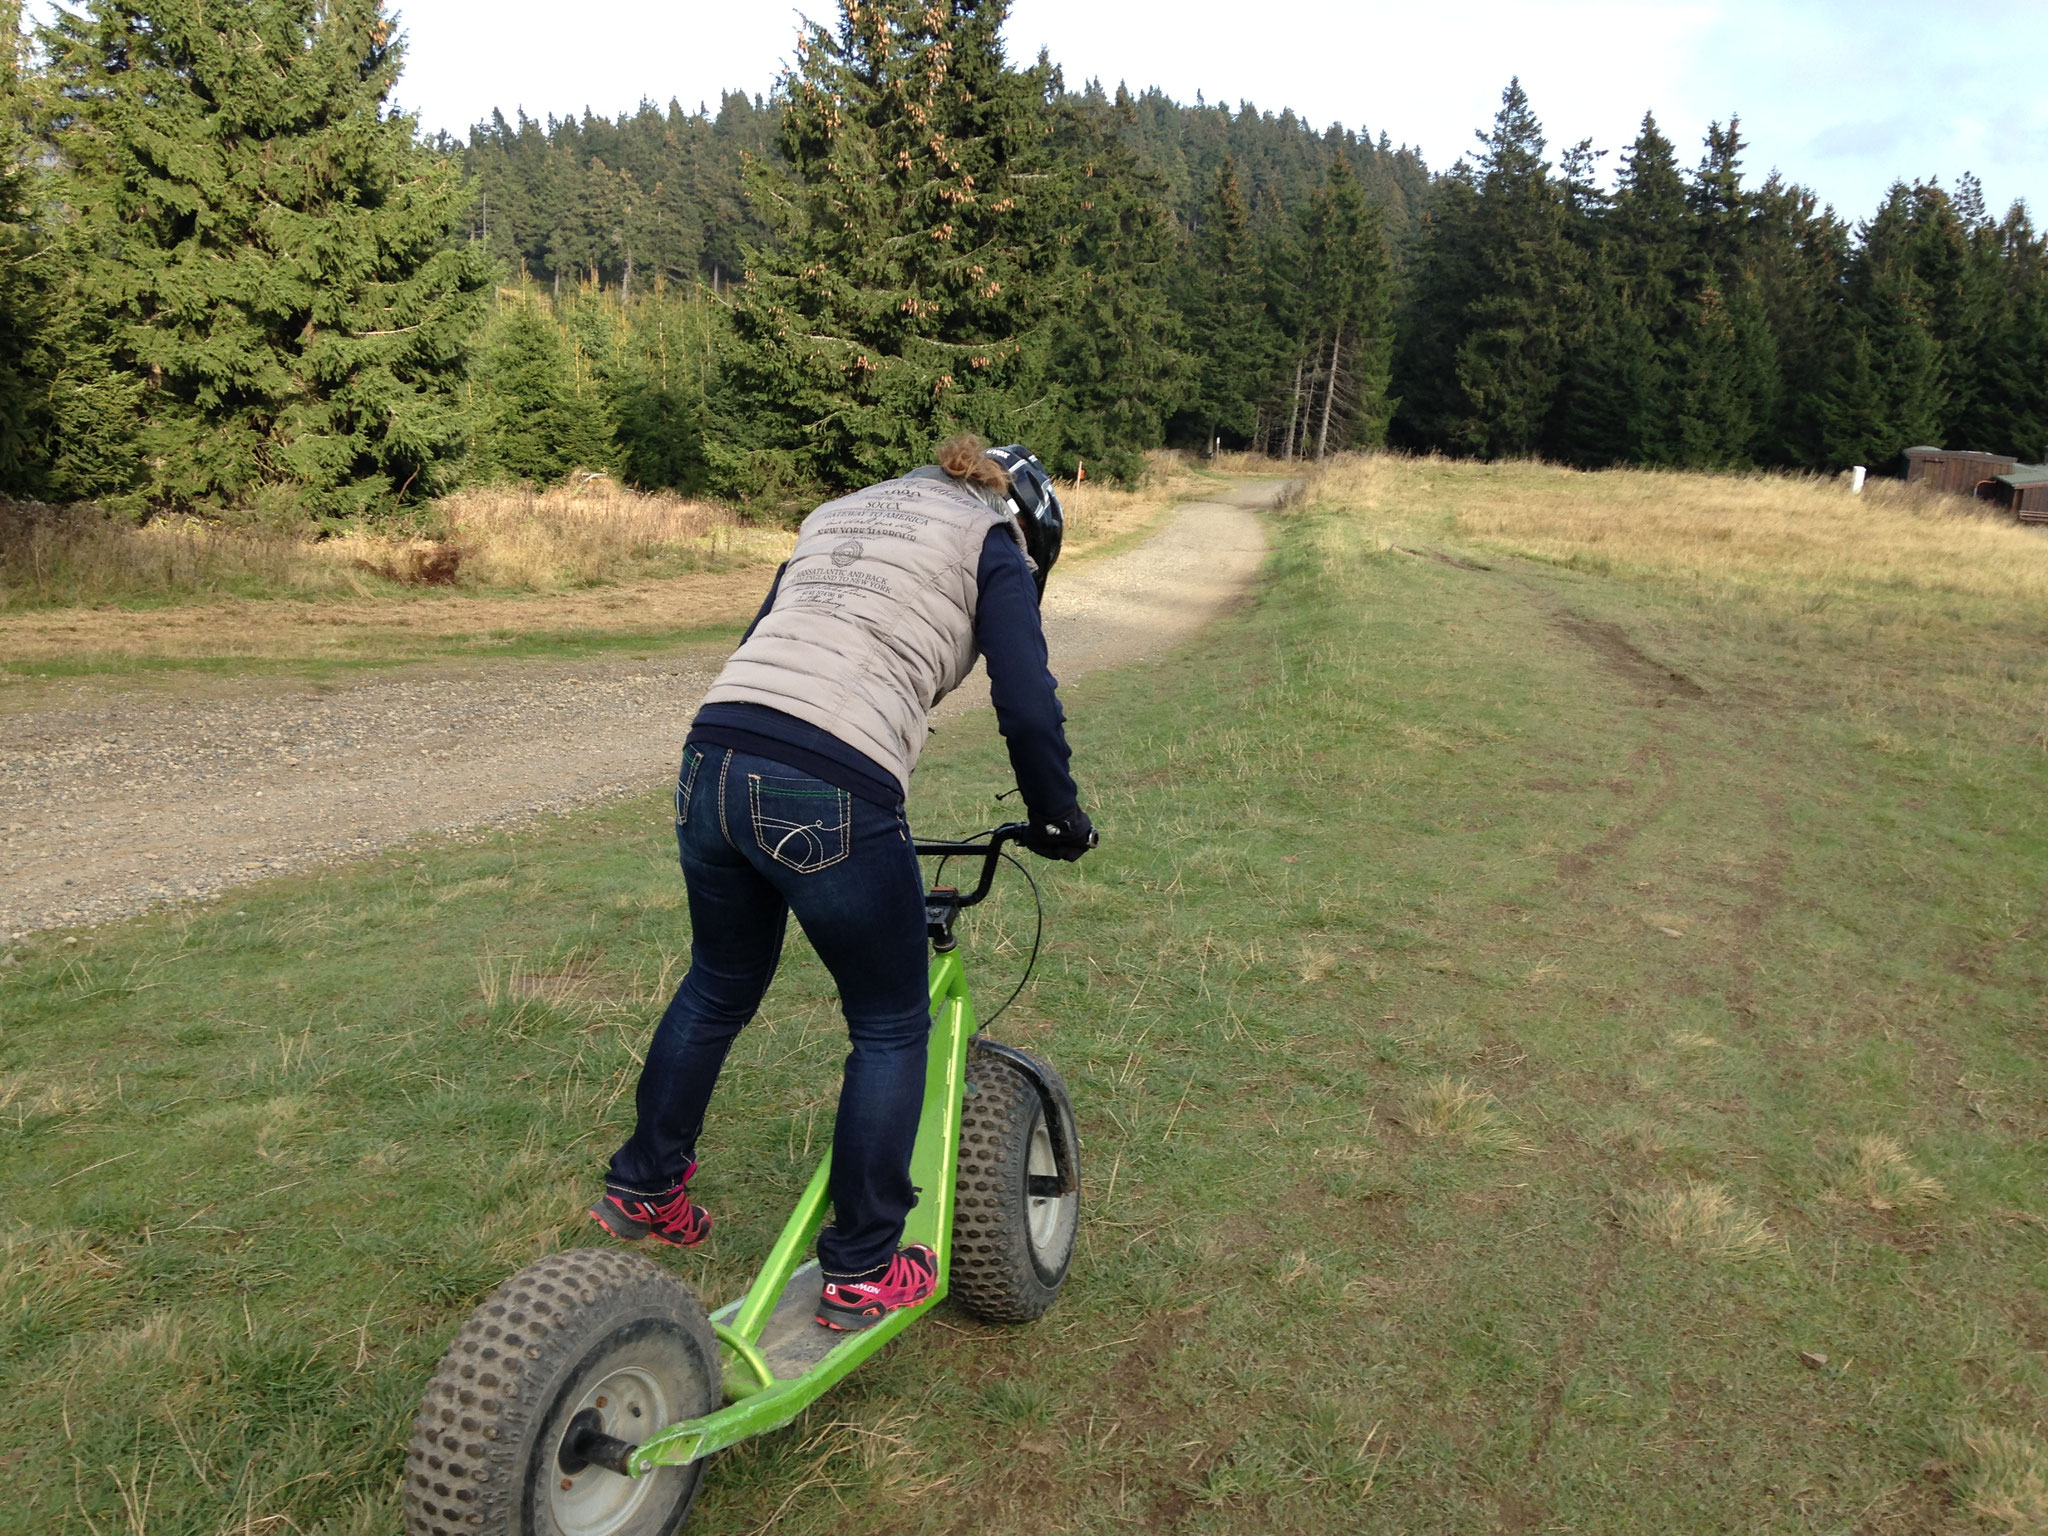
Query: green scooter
401 822 1081 1536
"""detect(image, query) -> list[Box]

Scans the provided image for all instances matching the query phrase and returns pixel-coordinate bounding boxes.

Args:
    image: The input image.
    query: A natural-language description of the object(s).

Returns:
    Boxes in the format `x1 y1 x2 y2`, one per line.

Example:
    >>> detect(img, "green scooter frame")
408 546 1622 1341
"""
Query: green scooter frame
402 821 1081 1536
625 930 981 1472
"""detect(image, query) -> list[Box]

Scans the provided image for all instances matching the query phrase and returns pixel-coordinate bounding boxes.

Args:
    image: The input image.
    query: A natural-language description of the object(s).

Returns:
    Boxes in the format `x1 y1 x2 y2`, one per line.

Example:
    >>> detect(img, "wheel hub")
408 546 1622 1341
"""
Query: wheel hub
1026 1118 1066 1252
549 1366 667 1536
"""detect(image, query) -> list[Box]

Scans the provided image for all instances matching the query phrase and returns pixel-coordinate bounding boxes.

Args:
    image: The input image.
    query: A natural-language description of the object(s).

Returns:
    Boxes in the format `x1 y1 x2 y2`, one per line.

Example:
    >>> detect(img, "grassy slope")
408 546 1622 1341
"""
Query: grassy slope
4 459 2046 1534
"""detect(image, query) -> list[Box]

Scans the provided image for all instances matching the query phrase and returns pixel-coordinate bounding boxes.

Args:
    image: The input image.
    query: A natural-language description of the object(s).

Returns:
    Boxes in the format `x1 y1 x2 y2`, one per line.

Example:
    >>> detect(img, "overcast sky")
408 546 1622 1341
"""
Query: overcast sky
388 0 2042 222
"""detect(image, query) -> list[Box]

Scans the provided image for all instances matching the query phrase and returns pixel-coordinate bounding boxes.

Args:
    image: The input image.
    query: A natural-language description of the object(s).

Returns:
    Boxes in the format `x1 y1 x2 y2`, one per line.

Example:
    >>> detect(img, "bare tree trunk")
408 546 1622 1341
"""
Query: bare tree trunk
623 252 633 306
1281 349 1306 460
1315 325 1343 461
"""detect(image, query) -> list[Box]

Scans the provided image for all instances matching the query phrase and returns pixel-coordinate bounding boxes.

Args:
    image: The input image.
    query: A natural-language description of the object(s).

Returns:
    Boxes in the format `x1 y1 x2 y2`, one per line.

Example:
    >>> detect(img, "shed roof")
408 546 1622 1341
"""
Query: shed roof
1994 464 2048 487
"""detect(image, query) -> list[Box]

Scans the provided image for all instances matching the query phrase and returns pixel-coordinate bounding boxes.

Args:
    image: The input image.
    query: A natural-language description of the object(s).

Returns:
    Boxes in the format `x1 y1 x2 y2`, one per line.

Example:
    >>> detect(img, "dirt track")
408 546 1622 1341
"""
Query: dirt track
1 480 1277 935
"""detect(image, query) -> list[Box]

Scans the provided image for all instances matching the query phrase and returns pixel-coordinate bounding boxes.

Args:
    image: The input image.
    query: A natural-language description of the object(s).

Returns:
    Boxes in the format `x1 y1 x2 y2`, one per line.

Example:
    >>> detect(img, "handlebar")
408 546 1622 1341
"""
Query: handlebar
912 821 1030 912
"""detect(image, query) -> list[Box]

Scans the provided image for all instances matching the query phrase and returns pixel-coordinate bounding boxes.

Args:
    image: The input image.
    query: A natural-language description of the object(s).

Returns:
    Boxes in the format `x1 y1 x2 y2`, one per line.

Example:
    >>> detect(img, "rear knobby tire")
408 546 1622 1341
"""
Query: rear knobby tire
403 1247 720 1536
951 1053 1080 1322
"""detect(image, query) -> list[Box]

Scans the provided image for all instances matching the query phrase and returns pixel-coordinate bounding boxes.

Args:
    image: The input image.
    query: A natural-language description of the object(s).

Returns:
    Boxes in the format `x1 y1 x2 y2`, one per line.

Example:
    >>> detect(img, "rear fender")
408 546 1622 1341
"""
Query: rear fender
970 1037 1081 1197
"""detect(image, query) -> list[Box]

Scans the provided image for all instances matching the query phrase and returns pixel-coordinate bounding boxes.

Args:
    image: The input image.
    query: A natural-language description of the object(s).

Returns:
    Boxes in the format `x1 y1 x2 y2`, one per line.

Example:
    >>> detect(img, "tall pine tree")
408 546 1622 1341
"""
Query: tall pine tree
1822 185 1942 469
1173 157 1271 450
1289 155 1391 457
0 0 44 488
1043 94 1190 478
1669 120 1775 468
1970 204 2048 463
37 0 491 517
1549 113 1688 467
1396 80 1578 458
1747 175 1849 469
714 0 1069 495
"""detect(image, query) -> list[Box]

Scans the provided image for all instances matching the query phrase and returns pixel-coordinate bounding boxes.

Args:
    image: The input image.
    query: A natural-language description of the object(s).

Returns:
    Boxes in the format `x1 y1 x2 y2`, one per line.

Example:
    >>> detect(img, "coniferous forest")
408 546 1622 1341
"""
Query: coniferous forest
2 0 2045 525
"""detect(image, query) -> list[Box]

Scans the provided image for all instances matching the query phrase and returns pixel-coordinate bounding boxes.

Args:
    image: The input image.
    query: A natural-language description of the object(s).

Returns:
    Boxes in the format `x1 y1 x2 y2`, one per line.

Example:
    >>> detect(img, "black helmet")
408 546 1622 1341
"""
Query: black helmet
985 444 1063 598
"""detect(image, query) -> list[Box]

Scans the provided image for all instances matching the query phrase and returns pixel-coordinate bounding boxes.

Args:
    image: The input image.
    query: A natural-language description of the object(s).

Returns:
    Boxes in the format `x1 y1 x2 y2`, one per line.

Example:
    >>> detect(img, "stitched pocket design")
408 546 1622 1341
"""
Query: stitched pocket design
675 747 703 828
748 774 851 873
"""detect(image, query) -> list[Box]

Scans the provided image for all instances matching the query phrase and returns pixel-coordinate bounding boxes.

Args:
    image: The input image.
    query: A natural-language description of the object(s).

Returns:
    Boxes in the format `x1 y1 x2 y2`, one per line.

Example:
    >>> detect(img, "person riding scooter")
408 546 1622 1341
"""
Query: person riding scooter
591 435 1095 1330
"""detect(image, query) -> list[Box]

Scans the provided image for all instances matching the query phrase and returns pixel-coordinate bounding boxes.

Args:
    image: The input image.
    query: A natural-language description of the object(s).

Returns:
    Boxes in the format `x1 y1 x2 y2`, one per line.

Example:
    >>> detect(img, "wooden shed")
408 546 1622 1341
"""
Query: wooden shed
1987 465 2048 523
1904 446 2018 495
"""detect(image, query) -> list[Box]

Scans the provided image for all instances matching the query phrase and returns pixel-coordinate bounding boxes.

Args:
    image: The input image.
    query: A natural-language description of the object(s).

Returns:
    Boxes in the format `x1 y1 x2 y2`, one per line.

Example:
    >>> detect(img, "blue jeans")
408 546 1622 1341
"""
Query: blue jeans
605 745 930 1281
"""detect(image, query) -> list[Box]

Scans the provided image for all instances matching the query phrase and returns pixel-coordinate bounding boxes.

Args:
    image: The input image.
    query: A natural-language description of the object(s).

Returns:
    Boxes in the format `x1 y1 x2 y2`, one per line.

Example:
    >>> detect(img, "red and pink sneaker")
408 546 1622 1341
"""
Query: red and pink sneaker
588 1164 713 1248
815 1245 938 1331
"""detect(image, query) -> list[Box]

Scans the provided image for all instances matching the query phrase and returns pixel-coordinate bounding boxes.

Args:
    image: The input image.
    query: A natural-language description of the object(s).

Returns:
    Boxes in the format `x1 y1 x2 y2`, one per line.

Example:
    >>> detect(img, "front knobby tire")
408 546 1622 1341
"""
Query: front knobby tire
951 1052 1080 1322
403 1247 720 1536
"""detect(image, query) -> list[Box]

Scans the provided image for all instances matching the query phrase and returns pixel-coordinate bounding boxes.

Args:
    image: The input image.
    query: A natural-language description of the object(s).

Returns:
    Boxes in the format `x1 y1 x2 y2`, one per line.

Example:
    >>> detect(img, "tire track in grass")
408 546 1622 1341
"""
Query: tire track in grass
1552 731 1683 891
1493 1230 1625 1533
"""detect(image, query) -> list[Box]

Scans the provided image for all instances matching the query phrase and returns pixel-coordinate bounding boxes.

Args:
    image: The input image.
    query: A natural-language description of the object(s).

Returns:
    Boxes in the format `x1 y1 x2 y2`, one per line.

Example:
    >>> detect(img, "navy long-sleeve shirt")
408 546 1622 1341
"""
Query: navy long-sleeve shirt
687 526 1079 820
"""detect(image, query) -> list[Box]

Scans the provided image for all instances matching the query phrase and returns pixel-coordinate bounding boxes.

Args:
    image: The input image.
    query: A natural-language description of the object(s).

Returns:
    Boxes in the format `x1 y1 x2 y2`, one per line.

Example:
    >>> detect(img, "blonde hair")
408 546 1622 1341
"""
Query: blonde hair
934 433 1011 493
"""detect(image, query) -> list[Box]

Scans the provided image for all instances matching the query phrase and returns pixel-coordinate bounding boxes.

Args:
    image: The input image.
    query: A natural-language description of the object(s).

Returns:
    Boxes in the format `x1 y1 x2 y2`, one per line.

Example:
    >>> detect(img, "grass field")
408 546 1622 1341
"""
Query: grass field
4 455 2046 1533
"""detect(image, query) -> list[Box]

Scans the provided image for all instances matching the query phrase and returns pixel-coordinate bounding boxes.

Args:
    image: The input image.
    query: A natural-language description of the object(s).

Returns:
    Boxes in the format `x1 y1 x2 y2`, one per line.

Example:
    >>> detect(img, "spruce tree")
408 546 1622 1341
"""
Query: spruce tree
1549 113 1685 466
1671 120 1774 467
38 0 492 517
1612 115 1687 460
714 0 1069 494
1044 98 1190 479
1975 204 2048 463
1258 190 1311 457
1175 157 1271 450
1823 186 1942 468
1392 168 1479 454
1906 179 2004 452
1395 80 1577 457
1748 175 1849 468
0 0 44 488
472 295 616 483
1293 155 1391 455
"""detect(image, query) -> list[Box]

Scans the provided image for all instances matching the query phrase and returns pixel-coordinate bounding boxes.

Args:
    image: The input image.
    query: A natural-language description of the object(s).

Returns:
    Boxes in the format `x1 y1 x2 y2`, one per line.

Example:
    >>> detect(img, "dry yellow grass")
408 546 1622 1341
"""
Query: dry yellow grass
1958 1426 2048 1533
1827 1133 1948 1213
0 452 1220 666
1395 1075 1533 1154
0 479 796 663
0 509 343 609
4 478 785 608
0 478 784 614
426 478 790 590
1290 451 2048 605
1624 1180 1781 1260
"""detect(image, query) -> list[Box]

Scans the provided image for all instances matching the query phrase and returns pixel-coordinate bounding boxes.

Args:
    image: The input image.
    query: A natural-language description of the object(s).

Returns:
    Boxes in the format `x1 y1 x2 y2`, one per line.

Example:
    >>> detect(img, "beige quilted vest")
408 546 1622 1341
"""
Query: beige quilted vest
700 469 1025 795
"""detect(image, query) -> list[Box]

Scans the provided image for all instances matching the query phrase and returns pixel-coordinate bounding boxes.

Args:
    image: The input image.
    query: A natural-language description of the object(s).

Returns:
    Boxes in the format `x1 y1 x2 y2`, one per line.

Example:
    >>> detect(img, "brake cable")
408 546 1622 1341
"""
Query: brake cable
926 838 1044 1028
979 849 1042 1027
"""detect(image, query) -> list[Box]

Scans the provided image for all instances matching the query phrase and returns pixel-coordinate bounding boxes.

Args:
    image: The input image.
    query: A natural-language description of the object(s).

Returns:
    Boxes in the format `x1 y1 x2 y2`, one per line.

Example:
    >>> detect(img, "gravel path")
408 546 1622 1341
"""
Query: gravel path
2 480 1277 935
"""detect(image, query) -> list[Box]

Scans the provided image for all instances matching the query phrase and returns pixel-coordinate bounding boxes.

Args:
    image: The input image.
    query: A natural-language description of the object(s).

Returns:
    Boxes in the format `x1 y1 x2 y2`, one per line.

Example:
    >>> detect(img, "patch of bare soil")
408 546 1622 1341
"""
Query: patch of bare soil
1 481 1279 936
1552 613 1708 701
1398 545 1495 573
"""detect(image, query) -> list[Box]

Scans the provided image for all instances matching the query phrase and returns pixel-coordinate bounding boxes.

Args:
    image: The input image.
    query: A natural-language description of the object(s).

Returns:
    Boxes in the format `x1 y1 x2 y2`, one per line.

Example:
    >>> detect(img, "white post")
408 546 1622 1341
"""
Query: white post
1850 465 1867 495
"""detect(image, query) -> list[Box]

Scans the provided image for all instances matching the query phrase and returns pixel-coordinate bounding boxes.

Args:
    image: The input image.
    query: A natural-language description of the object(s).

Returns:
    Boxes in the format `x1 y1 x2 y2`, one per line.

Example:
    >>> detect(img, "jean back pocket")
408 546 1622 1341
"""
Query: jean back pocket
675 747 703 829
747 774 851 873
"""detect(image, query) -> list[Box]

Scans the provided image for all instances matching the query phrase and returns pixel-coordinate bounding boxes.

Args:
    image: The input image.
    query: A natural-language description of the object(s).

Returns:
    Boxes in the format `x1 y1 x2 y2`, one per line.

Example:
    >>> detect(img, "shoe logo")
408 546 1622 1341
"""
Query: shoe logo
831 539 864 568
